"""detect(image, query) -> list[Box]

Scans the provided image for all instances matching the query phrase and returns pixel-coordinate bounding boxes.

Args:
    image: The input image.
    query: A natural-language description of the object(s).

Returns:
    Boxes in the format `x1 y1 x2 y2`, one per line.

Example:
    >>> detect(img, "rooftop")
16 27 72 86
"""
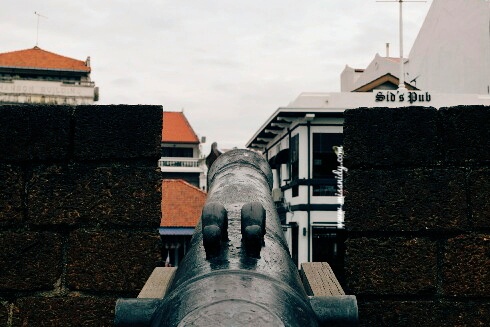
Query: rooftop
0 46 91 72
161 179 206 227
162 111 200 144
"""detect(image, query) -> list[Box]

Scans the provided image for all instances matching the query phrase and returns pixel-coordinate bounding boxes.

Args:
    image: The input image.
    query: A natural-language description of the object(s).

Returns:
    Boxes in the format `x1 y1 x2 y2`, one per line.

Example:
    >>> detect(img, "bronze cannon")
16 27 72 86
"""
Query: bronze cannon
115 149 358 326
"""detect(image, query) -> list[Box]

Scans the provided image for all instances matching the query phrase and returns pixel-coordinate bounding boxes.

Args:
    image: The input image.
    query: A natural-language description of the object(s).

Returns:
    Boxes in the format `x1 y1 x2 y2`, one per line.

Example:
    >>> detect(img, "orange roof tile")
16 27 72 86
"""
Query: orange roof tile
161 179 207 227
162 111 200 144
0 46 90 72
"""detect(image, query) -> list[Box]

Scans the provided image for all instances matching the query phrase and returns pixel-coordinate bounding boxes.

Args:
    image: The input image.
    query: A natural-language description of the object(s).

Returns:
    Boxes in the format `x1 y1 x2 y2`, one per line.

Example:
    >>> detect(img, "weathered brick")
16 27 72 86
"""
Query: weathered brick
442 234 490 296
73 105 162 160
440 105 490 164
359 300 490 327
343 106 440 168
0 302 9 327
0 232 62 291
66 230 161 292
345 237 437 295
11 297 116 327
0 105 72 161
28 164 161 227
0 164 23 226
357 300 441 327
469 168 490 228
345 168 467 231
441 300 490 326
27 164 78 225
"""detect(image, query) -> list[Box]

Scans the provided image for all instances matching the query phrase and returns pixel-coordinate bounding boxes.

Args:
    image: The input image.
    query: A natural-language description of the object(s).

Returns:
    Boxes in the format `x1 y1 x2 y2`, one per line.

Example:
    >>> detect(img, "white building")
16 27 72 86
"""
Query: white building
0 46 98 105
159 111 207 191
247 0 490 269
342 0 490 94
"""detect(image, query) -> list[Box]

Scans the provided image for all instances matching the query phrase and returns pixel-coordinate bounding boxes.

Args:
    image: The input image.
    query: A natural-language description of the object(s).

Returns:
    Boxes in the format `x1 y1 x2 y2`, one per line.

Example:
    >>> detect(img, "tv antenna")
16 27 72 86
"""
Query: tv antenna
377 0 427 90
34 11 48 47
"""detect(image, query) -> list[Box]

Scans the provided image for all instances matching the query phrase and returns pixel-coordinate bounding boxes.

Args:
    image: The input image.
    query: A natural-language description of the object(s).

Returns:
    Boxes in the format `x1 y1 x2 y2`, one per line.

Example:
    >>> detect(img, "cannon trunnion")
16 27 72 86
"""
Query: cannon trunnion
115 149 358 326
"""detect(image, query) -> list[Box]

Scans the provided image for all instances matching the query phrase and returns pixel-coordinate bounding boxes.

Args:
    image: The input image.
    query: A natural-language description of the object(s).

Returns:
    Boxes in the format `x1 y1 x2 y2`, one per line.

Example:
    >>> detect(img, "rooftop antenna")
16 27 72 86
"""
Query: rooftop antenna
377 0 426 91
34 11 48 47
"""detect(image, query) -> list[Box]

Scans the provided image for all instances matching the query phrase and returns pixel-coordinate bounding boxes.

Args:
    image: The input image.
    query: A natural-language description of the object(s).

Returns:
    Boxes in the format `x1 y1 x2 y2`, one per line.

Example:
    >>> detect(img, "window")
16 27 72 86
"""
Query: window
162 147 193 158
290 135 299 197
312 133 343 196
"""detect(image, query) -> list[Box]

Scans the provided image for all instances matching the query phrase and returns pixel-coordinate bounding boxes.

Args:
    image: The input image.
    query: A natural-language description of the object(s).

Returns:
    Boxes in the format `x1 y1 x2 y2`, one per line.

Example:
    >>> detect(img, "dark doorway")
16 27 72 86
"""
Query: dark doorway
311 226 346 286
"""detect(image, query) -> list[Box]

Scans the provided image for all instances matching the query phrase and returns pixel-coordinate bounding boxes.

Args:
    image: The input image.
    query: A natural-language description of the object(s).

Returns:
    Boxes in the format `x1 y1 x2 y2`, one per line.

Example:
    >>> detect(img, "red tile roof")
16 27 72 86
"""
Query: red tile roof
0 46 90 72
162 111 200 144
161 179 207 227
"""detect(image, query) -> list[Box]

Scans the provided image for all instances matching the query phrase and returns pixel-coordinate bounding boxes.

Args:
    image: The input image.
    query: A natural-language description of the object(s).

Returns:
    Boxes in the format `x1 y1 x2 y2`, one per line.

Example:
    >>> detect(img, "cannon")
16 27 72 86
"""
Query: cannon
115 149 358 326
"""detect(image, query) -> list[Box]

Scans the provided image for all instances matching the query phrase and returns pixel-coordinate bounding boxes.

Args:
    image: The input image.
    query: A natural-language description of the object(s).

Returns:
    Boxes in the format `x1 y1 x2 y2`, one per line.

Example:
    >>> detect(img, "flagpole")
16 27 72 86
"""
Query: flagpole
398 0 406 90
377 0 426 91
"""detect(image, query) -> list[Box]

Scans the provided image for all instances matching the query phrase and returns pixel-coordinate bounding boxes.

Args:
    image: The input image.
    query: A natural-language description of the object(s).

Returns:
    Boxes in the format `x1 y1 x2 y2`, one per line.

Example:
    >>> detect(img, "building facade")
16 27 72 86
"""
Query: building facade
159 111 208 266
161 179 207 267
0 46 98 105
342 0 490 94
159 111 207 190
247 92 490 273
247 0 490 273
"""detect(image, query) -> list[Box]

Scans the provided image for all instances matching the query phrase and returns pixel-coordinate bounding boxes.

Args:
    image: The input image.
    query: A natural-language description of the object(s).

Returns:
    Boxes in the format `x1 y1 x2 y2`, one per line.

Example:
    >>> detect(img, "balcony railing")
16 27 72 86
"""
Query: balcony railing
0 76 95 86
158 157 200 168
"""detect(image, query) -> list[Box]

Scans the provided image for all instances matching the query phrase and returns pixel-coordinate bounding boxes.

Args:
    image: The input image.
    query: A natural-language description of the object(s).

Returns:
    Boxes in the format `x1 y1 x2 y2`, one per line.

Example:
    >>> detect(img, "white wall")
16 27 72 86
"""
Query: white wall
0 79 96 105
407 0 490 94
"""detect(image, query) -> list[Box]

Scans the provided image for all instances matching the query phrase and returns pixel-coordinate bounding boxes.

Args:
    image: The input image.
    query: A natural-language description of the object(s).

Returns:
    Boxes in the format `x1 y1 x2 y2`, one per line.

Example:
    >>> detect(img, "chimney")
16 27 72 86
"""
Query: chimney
386 43 390 57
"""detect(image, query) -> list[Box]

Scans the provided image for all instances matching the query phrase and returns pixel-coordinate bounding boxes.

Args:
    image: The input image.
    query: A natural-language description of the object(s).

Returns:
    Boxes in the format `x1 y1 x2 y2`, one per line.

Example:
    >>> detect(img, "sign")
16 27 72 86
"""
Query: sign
332 146 346 229
0 81 93 97
375 90 432 104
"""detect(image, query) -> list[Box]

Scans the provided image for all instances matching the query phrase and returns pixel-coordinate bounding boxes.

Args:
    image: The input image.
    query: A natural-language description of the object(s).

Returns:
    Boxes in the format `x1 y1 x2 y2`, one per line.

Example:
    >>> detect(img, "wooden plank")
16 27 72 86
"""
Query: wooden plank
300 262 345 296
137 267 177 299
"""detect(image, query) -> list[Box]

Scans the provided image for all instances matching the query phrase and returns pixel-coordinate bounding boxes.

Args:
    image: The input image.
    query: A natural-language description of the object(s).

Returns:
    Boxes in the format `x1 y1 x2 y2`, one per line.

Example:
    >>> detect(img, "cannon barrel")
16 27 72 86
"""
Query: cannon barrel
115 149 358 326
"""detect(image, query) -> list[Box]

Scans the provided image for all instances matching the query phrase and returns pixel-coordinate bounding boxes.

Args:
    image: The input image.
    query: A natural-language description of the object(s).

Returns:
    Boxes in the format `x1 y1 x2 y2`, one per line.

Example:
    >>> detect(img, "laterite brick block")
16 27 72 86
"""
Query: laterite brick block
0 164 23 226
0 232 62 291
73 105 162 160
0 303 8 327
66 230 161 292
28 164 161 227
0 105 72 161
11 297 116 327
441 301 490 326
469 168 490 228
442 234 490 296
440 105 490 163
345 168 467 231
345 237 437 295
357 300 441 327
343 106 440 168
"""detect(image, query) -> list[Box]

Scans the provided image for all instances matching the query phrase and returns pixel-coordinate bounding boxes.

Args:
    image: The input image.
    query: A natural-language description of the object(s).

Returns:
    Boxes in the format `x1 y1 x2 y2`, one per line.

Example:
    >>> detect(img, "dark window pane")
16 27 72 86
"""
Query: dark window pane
162 147 193 158
290 134 299 180
312 133 343 196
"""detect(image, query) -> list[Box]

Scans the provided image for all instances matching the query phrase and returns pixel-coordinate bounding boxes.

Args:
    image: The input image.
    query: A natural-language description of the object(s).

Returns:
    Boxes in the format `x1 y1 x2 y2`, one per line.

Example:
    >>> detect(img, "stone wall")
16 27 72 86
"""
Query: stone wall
343 105 490 326
0 105 162 326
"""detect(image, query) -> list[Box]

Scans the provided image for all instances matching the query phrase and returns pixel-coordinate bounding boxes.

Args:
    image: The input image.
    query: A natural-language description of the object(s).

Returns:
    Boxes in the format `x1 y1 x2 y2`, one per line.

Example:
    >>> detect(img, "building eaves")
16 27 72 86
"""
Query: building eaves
353 73 418 92
246 103 344 149
0 46 91 73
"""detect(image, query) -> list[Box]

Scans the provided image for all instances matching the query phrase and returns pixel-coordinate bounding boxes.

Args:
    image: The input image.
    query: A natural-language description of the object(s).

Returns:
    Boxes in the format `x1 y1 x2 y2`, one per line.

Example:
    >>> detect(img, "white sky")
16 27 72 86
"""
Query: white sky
1 0 432 153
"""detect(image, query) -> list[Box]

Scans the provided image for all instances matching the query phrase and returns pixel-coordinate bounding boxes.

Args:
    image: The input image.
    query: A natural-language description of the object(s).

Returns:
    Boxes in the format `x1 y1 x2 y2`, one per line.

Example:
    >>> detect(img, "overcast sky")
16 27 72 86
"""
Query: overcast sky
1 0 432 153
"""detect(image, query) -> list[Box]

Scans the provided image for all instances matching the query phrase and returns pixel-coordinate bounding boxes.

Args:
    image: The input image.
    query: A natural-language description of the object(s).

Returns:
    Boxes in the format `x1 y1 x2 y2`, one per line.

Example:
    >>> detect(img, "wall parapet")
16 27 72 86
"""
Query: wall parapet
344 105 490 326
0 105 163 326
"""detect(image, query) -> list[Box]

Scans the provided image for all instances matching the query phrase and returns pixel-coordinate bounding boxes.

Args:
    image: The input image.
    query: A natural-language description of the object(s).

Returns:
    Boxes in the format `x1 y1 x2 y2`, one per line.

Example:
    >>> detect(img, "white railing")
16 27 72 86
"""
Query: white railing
158 157 200 168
